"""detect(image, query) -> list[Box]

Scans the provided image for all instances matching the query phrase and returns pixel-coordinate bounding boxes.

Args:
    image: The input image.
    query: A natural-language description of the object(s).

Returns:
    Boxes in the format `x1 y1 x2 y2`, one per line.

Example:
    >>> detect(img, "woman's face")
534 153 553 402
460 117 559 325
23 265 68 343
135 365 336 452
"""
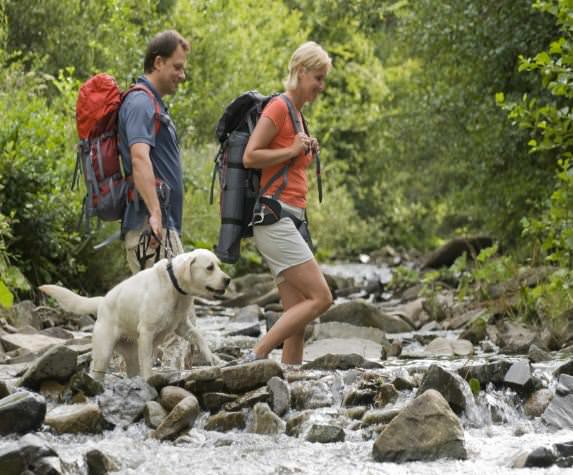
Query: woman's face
299 65 328 103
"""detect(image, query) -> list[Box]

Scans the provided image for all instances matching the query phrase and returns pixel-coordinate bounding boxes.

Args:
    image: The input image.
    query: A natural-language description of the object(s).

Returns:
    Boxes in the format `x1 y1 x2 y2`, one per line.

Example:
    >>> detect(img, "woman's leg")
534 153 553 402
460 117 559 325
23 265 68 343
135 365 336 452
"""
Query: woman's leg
253 257 332 363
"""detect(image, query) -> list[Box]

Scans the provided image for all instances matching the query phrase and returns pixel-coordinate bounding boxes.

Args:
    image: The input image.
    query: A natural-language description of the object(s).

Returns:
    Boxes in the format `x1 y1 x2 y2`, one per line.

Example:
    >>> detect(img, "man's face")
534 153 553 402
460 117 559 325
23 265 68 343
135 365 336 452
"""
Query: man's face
154 44 187 96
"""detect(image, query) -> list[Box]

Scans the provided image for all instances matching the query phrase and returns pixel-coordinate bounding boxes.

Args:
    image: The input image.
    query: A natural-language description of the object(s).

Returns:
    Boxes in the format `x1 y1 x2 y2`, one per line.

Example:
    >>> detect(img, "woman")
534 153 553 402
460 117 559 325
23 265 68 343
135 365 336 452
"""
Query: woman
241 41 333 365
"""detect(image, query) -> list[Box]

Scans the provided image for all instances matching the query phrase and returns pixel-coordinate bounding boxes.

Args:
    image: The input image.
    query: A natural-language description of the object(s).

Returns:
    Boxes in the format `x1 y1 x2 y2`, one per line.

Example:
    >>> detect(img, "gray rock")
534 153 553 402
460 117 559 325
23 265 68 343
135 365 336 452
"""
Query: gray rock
0 380 10 399
0 433 57 475
0 332 66 353
542 393 573 429
204 411 246 432
286 410 312 437
221 360 283 393
223 386 270 412
305 423 344 443
374 384 399 408
267 376 290 416
320 300 414 333
225 322 261 338
555 358 573 377
18 345 77 390
143 401 168 429
302 353 381 370
528 344 551 363
513 446 557 468
202 392 239 413
45 403 104 434
0 390 46 435
160 386 194 411
458 359 512 387
372 389 467 462
314 321 388 344
504 360 534 395
151 395 200 440
98 377 158 428
421 237 493 270
67 370 104 398
343 389 375 407
524 389 553 418
291 380 334 410
247 402 285 435
362 408 401 426
417 365 474 415
85 448 120 475
233 305 263 323
557 374 573 396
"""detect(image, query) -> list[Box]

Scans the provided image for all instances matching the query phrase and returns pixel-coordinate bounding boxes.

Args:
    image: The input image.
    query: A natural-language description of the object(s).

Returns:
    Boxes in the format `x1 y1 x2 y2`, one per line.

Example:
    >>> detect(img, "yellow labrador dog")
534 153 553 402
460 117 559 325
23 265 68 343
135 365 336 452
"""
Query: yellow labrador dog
40 249 230 381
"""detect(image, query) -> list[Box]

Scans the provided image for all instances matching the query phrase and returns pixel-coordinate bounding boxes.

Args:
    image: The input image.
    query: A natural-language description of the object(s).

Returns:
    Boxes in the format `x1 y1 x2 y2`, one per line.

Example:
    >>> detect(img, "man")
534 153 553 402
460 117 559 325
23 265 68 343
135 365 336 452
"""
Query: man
119 30 190 273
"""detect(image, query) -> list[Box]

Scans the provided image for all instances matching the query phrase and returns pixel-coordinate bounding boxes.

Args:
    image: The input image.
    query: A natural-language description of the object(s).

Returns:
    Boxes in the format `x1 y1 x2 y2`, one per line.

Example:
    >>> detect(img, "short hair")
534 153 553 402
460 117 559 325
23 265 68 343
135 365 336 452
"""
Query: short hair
284 41 332 91
144 30 190 73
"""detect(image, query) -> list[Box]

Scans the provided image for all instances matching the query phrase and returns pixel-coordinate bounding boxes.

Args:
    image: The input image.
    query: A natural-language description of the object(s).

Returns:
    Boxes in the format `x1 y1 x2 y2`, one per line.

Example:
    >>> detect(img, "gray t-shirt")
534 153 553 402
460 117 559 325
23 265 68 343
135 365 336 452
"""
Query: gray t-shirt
118 76 183 234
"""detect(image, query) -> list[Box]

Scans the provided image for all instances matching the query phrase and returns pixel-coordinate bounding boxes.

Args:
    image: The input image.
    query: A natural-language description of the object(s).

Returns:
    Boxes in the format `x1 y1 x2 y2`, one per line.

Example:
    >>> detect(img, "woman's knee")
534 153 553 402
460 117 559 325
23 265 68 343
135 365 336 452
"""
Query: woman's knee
311 284 333 316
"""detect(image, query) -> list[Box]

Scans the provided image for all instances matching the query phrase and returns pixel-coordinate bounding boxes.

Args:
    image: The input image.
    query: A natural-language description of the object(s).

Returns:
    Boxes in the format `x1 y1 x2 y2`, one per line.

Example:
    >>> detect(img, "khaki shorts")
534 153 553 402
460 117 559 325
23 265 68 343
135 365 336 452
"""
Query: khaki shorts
125 224 184 274
253 201 313 282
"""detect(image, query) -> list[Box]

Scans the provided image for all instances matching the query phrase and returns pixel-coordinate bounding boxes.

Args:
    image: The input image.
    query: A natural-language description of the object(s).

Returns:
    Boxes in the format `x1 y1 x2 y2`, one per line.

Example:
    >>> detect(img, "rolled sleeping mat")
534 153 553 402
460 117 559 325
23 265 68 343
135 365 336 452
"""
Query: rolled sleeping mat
215 130 250 263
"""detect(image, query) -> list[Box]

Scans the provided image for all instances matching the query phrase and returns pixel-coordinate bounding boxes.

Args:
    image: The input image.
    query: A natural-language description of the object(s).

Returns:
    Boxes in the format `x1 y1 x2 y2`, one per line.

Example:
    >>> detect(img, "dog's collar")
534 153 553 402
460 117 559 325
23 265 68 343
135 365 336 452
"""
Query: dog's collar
166 257 188 295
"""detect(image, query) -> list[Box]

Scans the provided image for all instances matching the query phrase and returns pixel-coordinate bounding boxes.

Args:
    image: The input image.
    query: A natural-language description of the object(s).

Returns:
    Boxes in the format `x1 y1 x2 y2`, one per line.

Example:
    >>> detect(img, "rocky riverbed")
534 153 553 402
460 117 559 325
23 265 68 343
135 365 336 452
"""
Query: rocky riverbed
1 246 573 474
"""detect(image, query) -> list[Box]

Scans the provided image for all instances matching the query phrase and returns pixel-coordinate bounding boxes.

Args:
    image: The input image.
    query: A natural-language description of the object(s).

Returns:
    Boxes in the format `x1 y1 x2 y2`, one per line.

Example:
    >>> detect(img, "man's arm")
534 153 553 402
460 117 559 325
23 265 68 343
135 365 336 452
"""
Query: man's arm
130 142 162 243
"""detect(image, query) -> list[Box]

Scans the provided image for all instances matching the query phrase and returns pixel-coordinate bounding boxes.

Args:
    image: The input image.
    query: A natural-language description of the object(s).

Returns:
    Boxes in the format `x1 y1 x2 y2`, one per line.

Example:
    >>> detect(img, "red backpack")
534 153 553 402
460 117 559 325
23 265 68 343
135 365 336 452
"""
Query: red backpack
74 73 160 227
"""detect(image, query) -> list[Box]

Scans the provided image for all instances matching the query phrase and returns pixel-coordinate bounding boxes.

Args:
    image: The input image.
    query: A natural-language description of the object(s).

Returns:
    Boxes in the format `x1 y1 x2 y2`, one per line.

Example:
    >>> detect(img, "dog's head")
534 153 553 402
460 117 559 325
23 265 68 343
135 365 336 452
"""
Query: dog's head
173 249 231 298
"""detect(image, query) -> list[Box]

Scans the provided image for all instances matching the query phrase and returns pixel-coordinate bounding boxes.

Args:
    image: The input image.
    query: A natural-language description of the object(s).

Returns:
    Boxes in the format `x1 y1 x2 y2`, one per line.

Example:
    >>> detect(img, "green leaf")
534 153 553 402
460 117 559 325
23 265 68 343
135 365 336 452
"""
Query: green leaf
469 378 481 395
0 280 13 309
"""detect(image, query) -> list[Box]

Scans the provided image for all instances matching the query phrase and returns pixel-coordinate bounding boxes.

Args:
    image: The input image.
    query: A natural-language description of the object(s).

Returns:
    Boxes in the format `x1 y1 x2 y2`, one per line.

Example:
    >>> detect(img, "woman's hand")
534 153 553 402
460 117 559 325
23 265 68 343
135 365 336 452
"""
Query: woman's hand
291 132 312 157
310 137 320 155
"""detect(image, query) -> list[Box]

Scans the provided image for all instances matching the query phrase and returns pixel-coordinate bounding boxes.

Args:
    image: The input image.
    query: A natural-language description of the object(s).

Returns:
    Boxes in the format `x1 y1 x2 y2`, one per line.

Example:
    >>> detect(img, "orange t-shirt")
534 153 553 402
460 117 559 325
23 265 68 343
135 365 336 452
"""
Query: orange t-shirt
259 97 313 208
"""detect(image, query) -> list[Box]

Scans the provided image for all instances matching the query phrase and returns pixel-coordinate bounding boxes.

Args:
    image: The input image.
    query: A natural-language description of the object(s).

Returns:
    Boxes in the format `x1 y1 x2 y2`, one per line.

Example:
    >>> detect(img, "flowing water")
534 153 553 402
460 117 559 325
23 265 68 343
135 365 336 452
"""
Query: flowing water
1 261 572 474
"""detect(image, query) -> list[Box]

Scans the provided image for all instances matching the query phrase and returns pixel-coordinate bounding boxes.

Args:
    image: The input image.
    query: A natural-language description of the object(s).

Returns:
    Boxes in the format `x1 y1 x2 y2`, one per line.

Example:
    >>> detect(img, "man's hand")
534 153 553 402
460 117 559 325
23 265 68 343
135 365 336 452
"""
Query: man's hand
148 212 163 248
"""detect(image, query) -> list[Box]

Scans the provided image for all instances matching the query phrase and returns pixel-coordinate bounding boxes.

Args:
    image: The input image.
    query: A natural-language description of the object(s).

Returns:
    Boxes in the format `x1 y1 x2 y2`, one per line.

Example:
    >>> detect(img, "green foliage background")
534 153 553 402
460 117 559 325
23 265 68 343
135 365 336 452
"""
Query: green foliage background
1 0 572 308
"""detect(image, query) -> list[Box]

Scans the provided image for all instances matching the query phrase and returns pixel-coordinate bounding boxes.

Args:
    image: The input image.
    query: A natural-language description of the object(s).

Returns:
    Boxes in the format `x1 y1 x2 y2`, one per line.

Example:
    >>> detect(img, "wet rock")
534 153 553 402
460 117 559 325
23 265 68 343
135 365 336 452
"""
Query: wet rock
362 408 400 426
458 359 512 387
98 377 158 428
381 340 402 359
417 365 474 415
383 298 427 329
513 446 557 468
285 410 312 437
225 322 261 338
223 386 269 412
374 384 399 408
346 406 367 420
4 300 42 329
67 370 104 398
204 411 246 432
0 390 46 435
494 320 538 354
151 395 200 440
267 376 290 416
372 389 467 463
421 237 493 269
555 358 573 377
392 374 416 391
85 448 120 475
320 300 414 333
557 374 573 396
202 392 239 413
143 401 168 429
160 385 194 411
305 423 345 443
45 403 104 434
0 433 57 475
302 353 381 370
524 389 553 418
221 360 283 393
460 318 488 344
18 345 77 390
291 380 334 410
32 455 63 474
528 344 551 363
503 360 535 396
247 402 285 435
0 380 10 399
542 375 573 429
343 389 375 407
0 332 66 353
425 337 473 357
314 321 388 344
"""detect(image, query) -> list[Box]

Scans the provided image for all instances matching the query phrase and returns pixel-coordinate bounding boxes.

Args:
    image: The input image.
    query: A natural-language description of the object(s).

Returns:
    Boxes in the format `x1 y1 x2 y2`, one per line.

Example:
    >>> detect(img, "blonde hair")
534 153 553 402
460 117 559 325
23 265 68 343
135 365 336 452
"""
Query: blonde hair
284 41 332 91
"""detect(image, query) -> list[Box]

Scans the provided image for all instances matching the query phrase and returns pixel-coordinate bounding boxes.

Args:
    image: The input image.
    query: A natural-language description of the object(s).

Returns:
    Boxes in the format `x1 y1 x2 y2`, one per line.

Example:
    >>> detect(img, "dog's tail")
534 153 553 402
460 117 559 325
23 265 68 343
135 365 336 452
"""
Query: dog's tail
39 285 104 316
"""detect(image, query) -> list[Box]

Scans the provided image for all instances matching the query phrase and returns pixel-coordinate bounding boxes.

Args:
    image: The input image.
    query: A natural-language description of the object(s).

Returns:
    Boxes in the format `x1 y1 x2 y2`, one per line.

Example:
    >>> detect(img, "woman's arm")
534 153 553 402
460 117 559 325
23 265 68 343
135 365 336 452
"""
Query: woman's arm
243 116 309 169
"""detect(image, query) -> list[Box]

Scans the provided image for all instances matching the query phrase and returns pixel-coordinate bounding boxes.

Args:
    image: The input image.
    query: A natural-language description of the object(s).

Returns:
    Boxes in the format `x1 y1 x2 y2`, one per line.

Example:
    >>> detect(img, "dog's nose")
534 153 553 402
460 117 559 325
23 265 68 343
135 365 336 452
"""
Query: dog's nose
223 276 231 287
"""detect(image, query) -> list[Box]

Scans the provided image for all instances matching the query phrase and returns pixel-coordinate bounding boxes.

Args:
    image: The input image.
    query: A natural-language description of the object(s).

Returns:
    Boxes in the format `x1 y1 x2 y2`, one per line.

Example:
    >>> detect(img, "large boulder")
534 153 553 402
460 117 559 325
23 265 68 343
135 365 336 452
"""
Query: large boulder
151 395 200 441
0 390 46 435
372 389 467 463
45 403 105 434
246 402 285 435
421 237 493 269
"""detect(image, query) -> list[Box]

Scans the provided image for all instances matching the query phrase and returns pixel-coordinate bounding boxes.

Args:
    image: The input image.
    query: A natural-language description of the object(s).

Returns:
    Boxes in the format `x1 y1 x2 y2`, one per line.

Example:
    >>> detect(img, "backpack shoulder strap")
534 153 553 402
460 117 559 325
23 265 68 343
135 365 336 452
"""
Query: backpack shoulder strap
279 94 323 203
123 84 161 135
